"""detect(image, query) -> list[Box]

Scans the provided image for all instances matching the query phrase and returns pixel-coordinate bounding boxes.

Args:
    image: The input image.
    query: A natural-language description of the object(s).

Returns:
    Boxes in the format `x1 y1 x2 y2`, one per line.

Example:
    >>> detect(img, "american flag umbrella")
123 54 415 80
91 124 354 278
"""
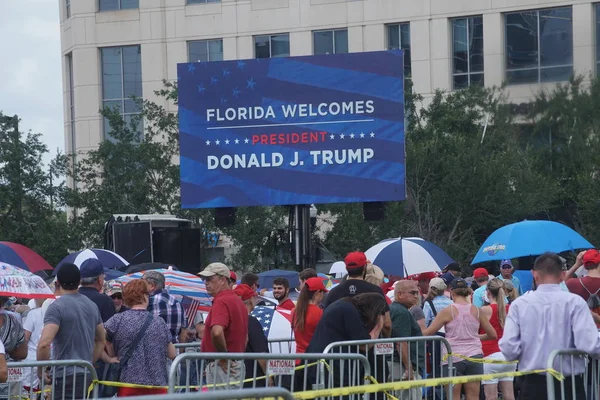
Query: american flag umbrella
0 242 52 273
251 306 296 354
112 268 211 300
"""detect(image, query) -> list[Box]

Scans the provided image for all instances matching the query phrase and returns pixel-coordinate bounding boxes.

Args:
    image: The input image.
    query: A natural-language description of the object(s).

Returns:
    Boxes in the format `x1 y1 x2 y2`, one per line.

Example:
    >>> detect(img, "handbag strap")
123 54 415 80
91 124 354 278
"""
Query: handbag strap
120 313 153 367
427 299 438 316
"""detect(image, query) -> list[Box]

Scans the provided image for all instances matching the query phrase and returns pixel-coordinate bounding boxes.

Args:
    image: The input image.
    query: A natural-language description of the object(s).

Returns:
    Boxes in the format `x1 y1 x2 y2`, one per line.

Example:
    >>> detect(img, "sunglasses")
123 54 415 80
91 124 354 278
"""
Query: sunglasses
501 266 512 269
110 293 122 300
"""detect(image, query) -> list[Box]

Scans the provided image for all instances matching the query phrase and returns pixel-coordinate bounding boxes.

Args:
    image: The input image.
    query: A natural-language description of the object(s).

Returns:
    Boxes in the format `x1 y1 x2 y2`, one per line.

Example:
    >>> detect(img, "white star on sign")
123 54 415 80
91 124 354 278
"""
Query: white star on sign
340 134 345 139
370 132 375 138
244 138 249 144
225 139 230 145
360 133 365 138
329 134 335 140
234 139 239 144
350 133 355 139
215 140 220 145
205 140 210 145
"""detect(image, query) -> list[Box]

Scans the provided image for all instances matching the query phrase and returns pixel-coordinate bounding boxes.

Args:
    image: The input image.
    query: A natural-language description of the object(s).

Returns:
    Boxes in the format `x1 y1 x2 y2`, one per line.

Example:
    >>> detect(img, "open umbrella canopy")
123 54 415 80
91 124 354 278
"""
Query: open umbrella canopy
0 262 55 299
257 269 300 289
122 262 177 274
113 268 210 300
55 249 129 273
365 237 452 277
329 261 347 278
471 220 594 264
0 242 52 273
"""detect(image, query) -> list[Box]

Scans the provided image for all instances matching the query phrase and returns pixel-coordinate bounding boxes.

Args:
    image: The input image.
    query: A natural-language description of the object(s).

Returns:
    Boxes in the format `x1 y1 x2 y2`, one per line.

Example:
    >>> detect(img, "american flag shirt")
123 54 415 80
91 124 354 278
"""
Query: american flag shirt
148 289 188 343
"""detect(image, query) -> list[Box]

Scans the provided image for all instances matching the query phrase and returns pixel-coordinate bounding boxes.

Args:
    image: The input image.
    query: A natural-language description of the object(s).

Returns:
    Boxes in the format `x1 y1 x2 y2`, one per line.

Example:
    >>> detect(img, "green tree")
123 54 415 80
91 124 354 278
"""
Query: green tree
0 113 72 266
528 76 600 246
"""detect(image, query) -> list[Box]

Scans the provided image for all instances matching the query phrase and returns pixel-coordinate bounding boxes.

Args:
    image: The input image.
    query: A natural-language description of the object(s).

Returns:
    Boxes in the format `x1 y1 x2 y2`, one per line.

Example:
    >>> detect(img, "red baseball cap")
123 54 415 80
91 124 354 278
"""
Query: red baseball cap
230 271 237 281
473 268 489 279
233 284 257 301
407 272 437 281
583 249 600 267
305 277 329 292
344 252 368 270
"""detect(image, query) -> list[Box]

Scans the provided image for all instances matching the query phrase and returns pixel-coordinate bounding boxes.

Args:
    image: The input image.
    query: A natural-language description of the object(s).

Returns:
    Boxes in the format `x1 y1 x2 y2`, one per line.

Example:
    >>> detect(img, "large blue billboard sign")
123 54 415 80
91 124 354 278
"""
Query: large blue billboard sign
178 50 405 208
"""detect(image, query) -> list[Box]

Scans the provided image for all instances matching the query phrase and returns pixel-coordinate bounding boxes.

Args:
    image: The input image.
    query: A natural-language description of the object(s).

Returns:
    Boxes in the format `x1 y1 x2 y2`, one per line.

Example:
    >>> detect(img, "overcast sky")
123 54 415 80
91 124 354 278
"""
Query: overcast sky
0 0 63 167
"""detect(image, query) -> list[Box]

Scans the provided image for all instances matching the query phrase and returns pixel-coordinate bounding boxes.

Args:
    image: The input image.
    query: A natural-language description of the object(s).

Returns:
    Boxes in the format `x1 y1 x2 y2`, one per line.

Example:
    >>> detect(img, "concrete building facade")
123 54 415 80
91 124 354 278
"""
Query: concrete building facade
59 0 599 155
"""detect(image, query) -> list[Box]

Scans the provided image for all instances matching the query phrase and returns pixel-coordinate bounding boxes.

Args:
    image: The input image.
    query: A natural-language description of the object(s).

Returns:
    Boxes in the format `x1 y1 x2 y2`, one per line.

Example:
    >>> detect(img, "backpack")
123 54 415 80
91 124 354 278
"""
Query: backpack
579 278 600 309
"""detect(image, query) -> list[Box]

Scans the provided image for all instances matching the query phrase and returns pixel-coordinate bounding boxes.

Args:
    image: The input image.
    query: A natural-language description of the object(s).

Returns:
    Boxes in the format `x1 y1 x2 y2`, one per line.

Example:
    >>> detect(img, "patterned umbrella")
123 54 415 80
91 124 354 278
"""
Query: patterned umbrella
55 249 129 272
0 262 55 298
113 268 211 300
0 242 52 273
365 237 453 277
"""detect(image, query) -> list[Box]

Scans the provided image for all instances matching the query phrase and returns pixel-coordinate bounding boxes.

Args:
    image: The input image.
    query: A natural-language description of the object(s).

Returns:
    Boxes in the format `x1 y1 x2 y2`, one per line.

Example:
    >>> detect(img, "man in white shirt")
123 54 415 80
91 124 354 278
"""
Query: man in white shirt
500 252 600 400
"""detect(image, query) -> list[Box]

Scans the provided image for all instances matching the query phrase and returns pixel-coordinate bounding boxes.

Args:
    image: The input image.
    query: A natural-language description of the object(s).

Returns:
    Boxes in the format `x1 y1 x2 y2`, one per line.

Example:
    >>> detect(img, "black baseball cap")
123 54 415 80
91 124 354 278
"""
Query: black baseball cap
449 278 469 290
56 263 81 286
444 263 461 272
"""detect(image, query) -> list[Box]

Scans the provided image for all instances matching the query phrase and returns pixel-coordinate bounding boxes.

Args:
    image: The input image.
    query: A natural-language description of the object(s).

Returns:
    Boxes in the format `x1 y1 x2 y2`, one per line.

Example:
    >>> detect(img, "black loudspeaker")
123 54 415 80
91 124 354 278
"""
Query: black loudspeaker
215 207 237 227
363 202 385 221
153 228 202 274
113 222 153 265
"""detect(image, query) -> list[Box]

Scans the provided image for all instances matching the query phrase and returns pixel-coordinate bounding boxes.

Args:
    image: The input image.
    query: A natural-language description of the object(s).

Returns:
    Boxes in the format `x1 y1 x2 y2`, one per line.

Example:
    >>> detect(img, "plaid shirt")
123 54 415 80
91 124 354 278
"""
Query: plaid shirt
148 289 188 343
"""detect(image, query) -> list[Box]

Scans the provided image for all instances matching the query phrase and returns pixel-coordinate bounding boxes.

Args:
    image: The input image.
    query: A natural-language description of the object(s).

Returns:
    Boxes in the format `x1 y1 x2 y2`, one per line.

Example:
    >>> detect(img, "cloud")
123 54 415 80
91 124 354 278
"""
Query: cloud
0 0 63 167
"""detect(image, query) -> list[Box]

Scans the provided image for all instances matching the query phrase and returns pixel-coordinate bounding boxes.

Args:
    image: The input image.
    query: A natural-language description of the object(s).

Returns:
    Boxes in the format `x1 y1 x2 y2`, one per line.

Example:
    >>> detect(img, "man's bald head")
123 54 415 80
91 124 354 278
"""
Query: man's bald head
395 280 418 294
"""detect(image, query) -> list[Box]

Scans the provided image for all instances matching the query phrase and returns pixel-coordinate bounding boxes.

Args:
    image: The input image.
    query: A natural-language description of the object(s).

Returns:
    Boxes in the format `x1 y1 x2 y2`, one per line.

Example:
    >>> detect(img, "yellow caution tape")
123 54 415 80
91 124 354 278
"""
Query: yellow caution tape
443 353 518 364
291 368 564 399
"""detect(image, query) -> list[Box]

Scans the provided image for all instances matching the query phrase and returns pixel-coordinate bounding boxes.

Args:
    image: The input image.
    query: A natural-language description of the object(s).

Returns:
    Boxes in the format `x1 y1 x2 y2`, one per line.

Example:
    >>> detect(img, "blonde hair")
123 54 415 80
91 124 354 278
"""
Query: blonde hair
487 278 507 328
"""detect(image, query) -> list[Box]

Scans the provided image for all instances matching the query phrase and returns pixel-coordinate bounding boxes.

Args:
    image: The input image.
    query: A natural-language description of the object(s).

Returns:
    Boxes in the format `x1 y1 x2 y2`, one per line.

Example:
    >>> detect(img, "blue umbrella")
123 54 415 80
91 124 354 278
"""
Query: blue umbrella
364 237 453 277
257 269 300 289
54 249 129 277
471 220 594 264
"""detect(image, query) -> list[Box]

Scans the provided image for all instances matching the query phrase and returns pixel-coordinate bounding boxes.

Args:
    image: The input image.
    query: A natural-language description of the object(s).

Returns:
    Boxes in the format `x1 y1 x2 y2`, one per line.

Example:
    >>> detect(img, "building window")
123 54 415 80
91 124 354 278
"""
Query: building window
451 16 484 89
313 29 348 55
66 54 76 184
66 0 71 18
99 0 139 11
387 23 411 79
505 7 573 84
254 34 290 58
187 0 220 3
188 40 223 62
101 46 143 139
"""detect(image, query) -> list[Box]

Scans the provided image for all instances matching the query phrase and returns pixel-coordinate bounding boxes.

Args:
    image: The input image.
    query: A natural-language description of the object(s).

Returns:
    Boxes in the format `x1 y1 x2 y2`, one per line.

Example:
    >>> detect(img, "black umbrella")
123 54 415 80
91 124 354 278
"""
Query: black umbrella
123 262 178 274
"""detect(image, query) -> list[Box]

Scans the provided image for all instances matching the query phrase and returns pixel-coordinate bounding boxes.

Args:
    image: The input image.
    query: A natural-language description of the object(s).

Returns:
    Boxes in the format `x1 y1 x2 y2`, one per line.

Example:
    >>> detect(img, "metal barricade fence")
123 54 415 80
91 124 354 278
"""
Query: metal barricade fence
169 351 371 399
3 359 98 400
267 338 295 354
546 349 597 400
324 336 454 400
100 387 295 400
175 342 202 353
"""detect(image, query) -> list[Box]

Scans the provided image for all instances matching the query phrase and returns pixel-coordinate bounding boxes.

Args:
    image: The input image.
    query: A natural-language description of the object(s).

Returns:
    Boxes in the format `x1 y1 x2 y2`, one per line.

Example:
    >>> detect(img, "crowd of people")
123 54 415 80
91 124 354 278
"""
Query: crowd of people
0 249 597 400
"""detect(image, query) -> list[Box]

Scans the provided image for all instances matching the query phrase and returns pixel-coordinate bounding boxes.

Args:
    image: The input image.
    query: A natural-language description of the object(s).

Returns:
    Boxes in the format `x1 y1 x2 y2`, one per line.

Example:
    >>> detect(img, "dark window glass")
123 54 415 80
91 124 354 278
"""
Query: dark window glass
99 0 138 11
387 23 411 79
66 0 71 18
505 7 572 84
271 34 290 57
313 31 334 55
254 35 289 59
334 30 348 54
452 16 484 89
101 45 142 140
188 40 223 62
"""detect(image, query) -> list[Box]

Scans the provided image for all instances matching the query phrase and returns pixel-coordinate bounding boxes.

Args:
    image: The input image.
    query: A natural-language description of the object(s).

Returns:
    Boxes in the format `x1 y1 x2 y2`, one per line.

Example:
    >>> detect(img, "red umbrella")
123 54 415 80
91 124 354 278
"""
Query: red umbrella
0 242 52 273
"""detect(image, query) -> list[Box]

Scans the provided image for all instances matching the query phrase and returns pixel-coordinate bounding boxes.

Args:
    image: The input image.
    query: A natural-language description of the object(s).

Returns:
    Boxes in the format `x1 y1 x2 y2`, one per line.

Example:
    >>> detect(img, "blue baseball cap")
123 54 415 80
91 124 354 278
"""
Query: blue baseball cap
440 272 455 286
80 259 104 278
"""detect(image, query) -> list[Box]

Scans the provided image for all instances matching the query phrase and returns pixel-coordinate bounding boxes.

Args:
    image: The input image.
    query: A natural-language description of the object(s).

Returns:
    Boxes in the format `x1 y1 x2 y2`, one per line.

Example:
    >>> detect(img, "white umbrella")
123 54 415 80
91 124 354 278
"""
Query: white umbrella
329 261 347 278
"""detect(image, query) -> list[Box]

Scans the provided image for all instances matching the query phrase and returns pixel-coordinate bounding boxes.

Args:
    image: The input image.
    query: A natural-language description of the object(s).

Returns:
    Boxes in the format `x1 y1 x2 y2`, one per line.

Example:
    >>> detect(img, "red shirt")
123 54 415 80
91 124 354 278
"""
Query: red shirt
566 276 600 327
292 304 323 355
201 289 248 353
479 303 509 356
277 298 295 311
